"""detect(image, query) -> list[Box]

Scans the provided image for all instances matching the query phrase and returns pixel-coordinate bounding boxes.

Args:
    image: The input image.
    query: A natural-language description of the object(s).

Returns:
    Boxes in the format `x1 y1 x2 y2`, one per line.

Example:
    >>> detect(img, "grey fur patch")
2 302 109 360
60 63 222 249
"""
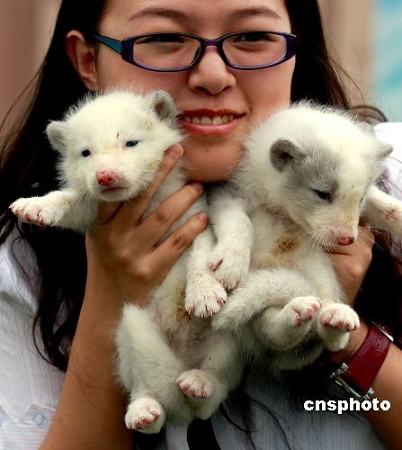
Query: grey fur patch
148 90 178 126
270 139 306 172
282 144 340 212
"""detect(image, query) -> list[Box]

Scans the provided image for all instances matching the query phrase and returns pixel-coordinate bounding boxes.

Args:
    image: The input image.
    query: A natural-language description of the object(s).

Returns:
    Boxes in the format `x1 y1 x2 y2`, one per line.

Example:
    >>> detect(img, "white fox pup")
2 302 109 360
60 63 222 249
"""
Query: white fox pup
210 103 400 369
10 90 243 433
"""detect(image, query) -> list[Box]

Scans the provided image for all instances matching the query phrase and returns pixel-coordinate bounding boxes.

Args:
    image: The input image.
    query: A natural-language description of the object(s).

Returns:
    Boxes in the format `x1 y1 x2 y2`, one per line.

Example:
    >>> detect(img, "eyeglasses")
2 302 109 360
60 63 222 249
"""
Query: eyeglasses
92 31 297 72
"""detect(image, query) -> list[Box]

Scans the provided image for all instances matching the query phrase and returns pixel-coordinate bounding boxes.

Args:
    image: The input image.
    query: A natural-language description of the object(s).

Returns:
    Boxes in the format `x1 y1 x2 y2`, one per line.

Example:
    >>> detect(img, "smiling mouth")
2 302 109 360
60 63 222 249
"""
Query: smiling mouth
178 110 245 125
180 114 236 125
177 111 245 137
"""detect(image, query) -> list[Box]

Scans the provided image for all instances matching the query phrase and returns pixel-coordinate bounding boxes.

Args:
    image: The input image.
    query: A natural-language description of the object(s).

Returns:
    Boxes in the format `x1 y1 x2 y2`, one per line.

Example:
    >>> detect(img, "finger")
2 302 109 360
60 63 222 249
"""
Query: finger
96 202 122 225
146 212 208 273
357 226 375 247
137 181 204 248
112 144 184 229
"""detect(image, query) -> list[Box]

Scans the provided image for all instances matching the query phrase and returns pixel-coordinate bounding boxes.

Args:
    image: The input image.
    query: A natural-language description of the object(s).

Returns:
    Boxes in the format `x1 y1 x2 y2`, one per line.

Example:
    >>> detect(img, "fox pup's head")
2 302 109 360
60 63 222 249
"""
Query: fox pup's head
46 90 181 201
244 104 393 247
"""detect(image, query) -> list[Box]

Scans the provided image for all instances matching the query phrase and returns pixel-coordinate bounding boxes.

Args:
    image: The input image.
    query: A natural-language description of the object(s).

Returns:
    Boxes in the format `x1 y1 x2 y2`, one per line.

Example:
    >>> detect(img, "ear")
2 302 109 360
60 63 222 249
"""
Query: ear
147 90 178 126
46 121 69 153
376 142 393 160
65 30 99 90
270 139 305 172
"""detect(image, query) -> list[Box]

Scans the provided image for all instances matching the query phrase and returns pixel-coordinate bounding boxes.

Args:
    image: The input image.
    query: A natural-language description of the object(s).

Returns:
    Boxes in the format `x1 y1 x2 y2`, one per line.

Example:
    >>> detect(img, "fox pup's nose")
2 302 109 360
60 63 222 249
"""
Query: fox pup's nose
97 170 116 186
337 235 355 246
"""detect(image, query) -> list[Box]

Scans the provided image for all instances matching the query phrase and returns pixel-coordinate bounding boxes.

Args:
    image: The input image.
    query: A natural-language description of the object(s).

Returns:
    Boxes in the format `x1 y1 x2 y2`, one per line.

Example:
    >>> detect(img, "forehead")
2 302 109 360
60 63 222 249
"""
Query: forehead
100 0 291 34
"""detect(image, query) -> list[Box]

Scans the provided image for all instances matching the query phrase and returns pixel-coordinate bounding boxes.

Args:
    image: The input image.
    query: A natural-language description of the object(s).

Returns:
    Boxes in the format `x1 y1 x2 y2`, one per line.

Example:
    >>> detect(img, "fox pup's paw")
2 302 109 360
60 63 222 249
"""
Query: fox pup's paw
10 198 64 226
176 369 212 399
317 303 360 352
283 296 322 327
208 244 250 290
319 303 359 331
125 398 166 434
185 273 227 318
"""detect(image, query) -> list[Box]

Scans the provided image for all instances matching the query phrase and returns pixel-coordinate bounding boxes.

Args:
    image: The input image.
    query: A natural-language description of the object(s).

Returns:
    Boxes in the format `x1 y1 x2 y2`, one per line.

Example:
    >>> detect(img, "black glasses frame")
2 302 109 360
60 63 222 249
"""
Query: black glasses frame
92 31 297 72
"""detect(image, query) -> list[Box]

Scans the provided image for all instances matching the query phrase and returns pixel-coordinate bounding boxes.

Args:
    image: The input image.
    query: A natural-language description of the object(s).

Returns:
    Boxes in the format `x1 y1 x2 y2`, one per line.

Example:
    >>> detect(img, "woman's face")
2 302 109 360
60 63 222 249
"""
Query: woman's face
87 0 295 181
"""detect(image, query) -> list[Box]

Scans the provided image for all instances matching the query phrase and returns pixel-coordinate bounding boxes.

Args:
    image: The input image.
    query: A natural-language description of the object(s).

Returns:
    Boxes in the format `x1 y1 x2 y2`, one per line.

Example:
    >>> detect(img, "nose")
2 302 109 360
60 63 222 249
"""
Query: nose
96 170 116 186
337 235 355 246
187 47 236 95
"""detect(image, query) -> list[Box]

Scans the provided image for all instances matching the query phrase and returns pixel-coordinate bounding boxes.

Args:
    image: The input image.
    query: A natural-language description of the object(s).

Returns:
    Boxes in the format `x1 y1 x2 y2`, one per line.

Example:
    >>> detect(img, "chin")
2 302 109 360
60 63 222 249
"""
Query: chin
183 162 238 182
182 145 242 182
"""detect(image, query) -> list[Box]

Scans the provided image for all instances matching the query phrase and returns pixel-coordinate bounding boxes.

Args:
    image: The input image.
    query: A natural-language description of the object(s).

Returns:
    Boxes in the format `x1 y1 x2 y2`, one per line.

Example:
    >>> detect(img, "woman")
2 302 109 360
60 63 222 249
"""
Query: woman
0 0 401 448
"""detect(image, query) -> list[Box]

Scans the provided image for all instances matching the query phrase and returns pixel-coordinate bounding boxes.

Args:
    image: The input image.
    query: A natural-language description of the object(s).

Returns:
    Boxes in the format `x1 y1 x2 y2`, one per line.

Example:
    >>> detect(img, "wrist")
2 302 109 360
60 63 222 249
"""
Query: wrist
329 322 393 400
328 320 369 364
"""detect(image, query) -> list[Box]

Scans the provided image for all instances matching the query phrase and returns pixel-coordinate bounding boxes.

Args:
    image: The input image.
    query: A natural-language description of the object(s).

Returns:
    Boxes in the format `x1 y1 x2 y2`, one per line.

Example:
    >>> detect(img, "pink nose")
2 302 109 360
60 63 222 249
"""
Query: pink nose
337 235 355 246
96 170 116 186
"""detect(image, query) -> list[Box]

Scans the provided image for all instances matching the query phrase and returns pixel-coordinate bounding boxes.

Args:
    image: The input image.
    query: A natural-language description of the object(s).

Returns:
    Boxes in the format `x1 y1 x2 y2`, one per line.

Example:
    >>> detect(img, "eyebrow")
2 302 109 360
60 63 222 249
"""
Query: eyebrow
128 6 281 23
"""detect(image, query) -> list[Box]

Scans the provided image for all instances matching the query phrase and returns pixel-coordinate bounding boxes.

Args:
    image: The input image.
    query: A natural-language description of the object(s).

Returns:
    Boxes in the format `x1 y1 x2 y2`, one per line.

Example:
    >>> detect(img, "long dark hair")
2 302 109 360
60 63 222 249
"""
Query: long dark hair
0 0 106 370
0 0 401 376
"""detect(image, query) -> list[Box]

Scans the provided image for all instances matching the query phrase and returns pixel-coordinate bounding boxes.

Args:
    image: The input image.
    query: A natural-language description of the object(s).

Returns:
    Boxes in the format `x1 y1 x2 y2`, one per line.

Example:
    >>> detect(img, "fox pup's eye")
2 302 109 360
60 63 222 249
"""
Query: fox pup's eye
81 149 91 157
312 189 332 201
126 140 140 148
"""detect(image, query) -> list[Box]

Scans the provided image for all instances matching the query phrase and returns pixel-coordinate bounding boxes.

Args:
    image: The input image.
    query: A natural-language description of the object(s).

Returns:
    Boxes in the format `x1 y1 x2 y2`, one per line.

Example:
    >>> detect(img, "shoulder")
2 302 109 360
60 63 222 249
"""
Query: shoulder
374 122 402 147
374 122 402 195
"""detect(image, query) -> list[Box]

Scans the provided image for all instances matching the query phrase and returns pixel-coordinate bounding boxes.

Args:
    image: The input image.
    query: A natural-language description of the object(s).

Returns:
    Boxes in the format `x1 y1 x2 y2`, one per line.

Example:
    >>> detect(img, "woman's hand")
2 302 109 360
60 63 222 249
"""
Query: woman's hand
41 144 208 450
85 144 208 306
327 226 375 362
328 226 375 306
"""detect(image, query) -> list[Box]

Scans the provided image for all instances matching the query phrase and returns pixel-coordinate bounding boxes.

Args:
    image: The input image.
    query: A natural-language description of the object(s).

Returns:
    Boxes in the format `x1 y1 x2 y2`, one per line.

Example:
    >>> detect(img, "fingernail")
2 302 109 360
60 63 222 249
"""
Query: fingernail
188 181 203 193
166 145 183 158
197 212 208 223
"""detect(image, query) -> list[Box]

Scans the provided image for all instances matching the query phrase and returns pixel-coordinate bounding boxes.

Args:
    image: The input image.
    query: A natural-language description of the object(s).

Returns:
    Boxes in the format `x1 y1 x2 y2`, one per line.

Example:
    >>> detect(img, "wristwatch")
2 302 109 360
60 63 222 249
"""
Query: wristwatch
330 322 393 400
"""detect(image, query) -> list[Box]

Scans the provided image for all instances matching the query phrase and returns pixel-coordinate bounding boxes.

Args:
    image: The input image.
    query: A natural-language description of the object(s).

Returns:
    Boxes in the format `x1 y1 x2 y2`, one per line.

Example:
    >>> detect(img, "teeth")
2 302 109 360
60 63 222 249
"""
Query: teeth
182 115 236 125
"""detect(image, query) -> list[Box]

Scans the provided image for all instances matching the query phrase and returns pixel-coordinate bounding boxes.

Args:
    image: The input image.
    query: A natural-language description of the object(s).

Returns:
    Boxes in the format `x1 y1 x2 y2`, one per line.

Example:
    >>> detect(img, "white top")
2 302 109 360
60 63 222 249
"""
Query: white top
0 233 64 450
0 123 401 449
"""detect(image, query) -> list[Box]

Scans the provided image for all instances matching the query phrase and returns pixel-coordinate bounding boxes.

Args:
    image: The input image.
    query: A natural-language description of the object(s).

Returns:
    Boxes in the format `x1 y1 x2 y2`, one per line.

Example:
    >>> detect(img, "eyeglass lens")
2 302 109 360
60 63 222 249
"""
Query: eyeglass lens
132 32 289 70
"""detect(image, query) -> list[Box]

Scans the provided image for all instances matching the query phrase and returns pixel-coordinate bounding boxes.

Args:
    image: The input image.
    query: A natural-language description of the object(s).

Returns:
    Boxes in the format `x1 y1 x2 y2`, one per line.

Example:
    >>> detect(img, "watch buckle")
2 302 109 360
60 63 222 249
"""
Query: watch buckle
330 363 375 401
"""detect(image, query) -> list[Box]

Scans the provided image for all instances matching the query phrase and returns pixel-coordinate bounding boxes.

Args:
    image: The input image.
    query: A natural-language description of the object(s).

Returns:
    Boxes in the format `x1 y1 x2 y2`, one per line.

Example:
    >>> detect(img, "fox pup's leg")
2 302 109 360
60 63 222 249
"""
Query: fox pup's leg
10 189 93 229
116 304 191 433
185 227 227 318
317 303 360 351
212 268 317 332
301 259 360 352
253 296 322 351
176 331 243 420
363 184 402 238
208 188 253 290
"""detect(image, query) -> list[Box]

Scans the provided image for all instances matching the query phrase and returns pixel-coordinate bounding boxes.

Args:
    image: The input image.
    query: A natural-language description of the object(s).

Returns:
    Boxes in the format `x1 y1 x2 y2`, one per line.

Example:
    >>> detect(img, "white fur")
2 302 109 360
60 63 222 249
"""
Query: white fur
10 90 243 432
210 102 398 369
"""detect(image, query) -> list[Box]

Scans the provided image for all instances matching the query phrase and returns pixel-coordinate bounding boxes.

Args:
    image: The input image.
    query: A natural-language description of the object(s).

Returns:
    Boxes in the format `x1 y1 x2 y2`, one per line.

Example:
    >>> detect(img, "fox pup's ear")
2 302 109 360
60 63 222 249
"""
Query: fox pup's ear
270 139 305 172
46 121 69 153
147 90 178 126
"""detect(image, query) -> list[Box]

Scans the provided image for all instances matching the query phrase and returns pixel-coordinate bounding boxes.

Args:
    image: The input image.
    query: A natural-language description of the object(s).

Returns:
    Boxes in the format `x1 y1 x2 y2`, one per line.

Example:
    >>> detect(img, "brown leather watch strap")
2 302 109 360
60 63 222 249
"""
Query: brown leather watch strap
331 323 393 399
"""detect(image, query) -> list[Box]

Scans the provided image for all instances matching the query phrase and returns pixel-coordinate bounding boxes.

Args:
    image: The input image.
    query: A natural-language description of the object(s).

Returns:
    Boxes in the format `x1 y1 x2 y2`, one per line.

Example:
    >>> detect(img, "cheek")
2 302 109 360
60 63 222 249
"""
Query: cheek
245 60 295 122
